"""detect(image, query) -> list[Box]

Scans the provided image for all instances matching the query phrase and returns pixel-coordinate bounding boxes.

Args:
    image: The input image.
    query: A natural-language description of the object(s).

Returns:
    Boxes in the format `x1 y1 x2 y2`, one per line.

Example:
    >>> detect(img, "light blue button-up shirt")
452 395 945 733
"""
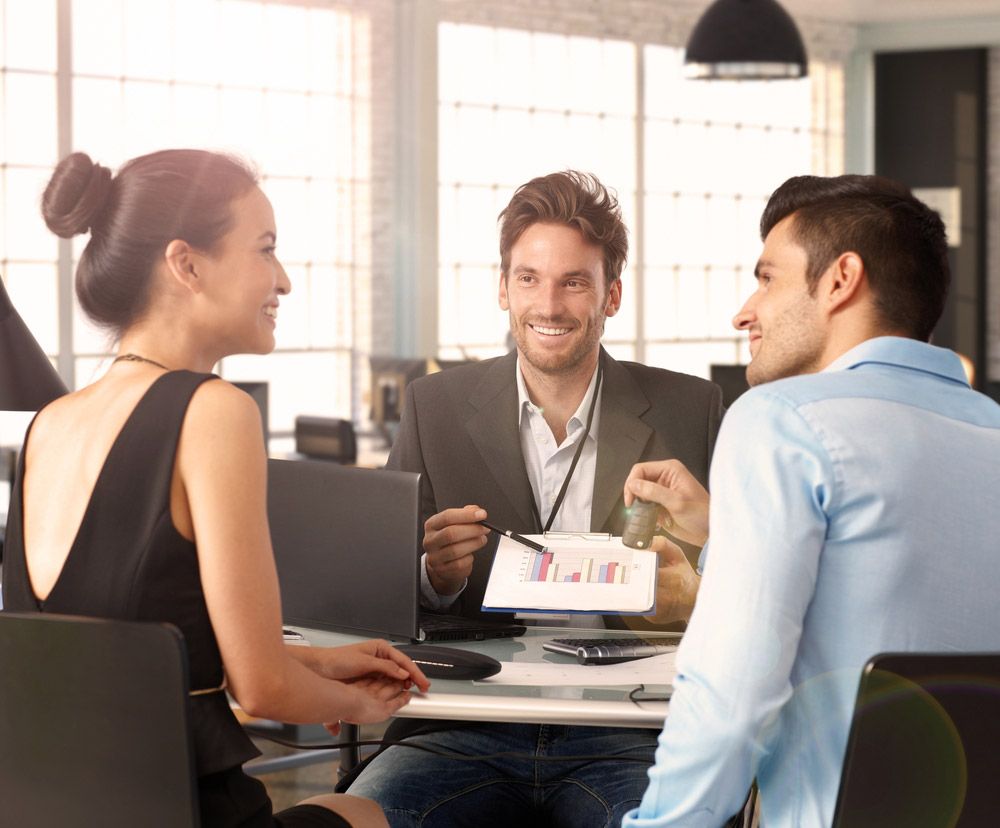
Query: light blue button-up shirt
623 337 1000 828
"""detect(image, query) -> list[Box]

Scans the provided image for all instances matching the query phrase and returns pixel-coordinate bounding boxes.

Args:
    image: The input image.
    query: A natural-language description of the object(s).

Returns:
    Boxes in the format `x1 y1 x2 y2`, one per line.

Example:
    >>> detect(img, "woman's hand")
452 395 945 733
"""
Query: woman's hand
280 639 428 731
323 672 417 737
624 459 710 547
310 640 430 692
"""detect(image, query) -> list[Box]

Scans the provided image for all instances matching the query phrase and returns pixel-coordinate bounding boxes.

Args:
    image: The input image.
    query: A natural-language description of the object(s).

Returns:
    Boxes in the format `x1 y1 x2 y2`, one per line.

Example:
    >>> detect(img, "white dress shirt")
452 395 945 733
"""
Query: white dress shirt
516 358 601 533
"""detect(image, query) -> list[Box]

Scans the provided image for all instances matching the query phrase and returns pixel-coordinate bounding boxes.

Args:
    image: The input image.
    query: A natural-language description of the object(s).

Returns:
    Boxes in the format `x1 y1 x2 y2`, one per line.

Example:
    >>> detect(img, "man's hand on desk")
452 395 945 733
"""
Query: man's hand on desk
423 505 490 596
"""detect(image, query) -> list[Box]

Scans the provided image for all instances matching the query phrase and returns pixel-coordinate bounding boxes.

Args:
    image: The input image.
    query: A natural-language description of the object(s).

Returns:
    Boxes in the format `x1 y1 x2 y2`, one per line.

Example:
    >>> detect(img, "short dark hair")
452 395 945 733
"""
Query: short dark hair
760 174 949 341
42 149 258 338
498 170 628 287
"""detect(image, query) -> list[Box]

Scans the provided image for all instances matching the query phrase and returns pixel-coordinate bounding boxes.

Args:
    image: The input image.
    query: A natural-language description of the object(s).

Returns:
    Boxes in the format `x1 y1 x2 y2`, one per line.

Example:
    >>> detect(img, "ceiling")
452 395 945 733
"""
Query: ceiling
779 0 1000 24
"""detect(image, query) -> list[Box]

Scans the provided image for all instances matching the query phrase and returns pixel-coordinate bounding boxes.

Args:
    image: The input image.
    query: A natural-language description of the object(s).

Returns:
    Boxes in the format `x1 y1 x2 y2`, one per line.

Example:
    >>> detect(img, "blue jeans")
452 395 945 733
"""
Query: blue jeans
347 723 656 828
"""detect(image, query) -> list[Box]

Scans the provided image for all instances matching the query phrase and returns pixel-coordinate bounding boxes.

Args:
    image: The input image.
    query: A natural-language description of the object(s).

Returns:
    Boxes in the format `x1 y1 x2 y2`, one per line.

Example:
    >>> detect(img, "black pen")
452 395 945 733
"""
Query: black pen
480 521 547 554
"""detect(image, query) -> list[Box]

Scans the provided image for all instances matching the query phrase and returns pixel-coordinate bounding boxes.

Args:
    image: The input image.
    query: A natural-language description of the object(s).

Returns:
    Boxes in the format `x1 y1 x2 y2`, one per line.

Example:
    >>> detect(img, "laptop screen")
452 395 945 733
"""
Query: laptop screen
267 458 421 640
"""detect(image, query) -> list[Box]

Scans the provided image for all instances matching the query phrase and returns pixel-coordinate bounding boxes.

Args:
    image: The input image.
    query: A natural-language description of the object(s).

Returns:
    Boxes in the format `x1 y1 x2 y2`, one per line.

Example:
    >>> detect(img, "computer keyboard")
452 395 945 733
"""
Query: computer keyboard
542 636 681 665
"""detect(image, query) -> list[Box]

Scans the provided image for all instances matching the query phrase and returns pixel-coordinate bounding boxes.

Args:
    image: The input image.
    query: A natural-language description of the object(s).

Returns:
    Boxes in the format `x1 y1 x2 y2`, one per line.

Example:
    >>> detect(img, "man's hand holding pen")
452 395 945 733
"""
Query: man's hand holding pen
423 505 490 596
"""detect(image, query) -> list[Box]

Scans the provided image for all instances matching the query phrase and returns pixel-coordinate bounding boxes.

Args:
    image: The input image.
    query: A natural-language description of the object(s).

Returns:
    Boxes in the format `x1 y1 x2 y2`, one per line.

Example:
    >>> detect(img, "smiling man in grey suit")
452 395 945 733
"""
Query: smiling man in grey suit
348 171 723 827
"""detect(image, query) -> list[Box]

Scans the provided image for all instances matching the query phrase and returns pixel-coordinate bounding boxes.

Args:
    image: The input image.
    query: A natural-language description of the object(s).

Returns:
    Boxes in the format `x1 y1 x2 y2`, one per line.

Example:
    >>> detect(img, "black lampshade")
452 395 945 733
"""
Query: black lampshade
0 276 68 411
684 0 808 80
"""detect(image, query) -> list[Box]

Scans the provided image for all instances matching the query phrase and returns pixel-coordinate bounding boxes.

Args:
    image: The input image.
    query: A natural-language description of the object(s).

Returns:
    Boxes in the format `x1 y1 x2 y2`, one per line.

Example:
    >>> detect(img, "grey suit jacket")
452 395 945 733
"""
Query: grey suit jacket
387 347 724 621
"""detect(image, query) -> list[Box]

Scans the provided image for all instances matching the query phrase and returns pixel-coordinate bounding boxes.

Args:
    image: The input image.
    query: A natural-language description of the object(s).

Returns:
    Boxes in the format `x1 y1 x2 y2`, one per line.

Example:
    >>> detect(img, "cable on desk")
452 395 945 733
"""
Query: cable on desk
628 683 672 704
254 734 658 764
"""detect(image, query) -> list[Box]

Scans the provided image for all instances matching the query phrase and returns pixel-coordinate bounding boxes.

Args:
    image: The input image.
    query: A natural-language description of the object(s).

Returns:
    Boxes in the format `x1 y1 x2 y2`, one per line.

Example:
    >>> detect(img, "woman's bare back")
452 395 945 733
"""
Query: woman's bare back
20 370 177 601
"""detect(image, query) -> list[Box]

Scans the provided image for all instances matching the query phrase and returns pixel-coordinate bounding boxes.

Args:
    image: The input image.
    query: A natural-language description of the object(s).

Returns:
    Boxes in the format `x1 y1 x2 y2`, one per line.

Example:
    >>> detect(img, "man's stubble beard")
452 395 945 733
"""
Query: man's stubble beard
511 313 606 378
746 302 825 387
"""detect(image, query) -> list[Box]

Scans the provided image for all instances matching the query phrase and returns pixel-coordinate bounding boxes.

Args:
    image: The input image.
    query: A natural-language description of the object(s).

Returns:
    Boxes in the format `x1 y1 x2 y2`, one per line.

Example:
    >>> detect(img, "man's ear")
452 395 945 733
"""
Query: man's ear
822 251 866 315
498 271 510 311
164 239 203 294
605 278 622 318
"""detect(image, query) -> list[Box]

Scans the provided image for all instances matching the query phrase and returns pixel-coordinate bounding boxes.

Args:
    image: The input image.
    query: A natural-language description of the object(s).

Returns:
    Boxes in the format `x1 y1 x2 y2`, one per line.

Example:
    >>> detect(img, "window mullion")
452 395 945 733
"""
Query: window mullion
56 0 75 389
634 42 646 365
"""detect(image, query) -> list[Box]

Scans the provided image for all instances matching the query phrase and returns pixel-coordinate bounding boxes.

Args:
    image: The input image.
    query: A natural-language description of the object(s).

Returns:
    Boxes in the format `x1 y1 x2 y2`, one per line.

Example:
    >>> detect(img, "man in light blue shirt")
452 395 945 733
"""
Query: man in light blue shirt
621 174 1000 827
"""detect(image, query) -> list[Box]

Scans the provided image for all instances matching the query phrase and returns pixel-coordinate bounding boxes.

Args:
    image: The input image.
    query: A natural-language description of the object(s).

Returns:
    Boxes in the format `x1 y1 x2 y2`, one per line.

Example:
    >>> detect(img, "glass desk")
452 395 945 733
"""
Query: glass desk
297 625 673 729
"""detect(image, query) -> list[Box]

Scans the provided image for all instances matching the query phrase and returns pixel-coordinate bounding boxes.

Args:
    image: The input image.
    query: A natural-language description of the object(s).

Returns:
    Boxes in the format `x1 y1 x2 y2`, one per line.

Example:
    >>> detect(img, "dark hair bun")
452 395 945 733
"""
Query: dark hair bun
41 152 114 238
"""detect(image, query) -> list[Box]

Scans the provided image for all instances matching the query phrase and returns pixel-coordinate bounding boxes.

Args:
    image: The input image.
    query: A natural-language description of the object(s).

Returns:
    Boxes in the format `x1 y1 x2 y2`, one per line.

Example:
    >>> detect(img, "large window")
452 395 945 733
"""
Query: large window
437 22 845 378
1 5 850 443
0 0 60 359
642 47 844 378
0 0 371 436
437 23 638 361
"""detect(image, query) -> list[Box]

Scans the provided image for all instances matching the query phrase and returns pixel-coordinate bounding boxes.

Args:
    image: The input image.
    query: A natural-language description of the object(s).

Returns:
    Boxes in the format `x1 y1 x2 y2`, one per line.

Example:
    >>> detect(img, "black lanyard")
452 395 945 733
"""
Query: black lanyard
528 363 604 533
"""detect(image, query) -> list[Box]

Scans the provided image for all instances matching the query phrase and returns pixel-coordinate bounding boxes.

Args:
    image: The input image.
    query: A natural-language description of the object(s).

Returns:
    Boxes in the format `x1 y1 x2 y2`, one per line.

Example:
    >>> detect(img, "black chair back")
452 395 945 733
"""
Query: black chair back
0 612 199 828
833 652 1000 827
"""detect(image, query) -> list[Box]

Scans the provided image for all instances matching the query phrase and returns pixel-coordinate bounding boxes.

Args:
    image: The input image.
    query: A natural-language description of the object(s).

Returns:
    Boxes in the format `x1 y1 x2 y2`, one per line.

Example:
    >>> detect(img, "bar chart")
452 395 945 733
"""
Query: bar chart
484 535 657 613
520 550 630 585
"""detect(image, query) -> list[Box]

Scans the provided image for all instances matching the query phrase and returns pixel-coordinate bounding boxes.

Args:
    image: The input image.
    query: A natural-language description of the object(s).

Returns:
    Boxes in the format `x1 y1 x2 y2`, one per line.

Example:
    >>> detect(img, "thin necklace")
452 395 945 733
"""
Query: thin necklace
113 353 171 371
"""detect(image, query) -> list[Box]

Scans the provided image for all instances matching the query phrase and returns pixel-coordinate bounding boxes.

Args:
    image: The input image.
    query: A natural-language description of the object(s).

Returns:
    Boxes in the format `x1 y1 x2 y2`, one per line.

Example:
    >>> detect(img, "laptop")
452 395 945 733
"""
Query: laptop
266 458 525 642
832 652 1000 827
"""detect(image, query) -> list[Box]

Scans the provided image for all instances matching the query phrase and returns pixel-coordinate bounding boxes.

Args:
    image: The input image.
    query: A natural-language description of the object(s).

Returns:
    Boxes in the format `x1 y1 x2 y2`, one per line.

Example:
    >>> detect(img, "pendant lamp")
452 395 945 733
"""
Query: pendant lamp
684 0 808 80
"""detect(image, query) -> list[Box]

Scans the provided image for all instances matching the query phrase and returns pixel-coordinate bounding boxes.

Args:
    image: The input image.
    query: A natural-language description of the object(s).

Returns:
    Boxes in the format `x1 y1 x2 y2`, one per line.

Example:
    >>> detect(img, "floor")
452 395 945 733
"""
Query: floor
253 743 338 812
247 722 385 812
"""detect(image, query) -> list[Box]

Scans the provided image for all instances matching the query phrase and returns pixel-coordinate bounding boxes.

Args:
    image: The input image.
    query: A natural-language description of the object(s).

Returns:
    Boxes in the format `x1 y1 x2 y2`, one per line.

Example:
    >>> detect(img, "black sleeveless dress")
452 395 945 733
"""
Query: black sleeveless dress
2 372 348 828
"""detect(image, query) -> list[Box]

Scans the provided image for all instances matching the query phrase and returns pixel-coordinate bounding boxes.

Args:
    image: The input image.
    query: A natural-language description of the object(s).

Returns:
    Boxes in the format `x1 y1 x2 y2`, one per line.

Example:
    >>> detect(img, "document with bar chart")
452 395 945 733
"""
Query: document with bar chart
481 534 657 614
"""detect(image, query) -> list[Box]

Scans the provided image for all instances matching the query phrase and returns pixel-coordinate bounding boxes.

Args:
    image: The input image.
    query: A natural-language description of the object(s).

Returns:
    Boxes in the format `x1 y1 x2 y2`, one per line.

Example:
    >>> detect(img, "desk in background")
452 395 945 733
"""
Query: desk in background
268 433 389 470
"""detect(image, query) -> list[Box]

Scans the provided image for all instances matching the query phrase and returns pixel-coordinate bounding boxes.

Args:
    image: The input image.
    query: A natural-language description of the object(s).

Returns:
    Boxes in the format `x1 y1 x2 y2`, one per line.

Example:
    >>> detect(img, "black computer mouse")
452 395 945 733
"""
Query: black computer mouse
396 645 502 681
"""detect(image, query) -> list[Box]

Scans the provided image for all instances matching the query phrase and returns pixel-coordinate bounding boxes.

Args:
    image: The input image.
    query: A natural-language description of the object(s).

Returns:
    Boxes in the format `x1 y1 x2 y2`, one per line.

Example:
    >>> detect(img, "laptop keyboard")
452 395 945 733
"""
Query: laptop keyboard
544 636 680 664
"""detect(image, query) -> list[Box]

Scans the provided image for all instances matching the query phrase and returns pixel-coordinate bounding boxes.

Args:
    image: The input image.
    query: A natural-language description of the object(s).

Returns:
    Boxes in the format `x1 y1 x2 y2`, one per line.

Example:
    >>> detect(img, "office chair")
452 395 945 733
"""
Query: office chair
0 612 199 828
832 652 1000 827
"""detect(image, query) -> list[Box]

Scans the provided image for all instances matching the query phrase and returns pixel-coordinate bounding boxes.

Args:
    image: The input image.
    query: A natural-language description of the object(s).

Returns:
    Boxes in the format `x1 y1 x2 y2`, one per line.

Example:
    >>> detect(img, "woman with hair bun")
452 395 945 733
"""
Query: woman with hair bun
1 150 428 828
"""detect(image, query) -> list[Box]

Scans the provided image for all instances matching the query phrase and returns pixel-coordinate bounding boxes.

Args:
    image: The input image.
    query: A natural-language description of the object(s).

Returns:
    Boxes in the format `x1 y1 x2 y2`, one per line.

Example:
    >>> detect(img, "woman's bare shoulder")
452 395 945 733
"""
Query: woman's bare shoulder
181 377 265 451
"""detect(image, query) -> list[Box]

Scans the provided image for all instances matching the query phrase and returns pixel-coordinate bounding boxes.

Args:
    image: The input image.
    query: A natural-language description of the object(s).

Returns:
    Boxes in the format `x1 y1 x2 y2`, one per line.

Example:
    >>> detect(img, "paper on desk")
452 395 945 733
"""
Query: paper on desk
481 534 658 614
476 651 678 687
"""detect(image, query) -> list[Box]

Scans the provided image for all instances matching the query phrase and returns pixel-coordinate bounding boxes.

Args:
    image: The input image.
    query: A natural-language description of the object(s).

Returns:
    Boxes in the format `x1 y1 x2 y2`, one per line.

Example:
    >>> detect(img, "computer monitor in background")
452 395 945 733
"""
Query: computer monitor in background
709 364 750 409
431 359 473 372
368 357 475 446
369 358 429 427
232 381 269 445
293 416 357 464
